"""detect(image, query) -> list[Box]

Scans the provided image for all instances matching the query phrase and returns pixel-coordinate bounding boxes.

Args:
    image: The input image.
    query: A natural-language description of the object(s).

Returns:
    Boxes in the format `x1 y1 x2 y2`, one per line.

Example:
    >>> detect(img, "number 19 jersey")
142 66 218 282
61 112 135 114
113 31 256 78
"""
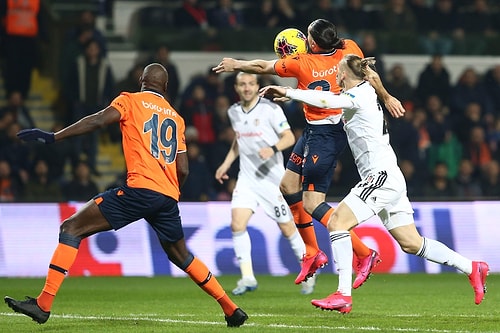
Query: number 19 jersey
110 91 186 200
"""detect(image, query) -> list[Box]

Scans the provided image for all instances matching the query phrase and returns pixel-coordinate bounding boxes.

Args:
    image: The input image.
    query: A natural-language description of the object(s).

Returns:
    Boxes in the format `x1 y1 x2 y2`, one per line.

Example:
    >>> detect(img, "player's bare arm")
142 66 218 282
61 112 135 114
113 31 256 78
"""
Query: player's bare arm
212 58 277 74
176 152 189 187
55 106 121 141
259 128 295 160
215 138 239 184
363 66 405 118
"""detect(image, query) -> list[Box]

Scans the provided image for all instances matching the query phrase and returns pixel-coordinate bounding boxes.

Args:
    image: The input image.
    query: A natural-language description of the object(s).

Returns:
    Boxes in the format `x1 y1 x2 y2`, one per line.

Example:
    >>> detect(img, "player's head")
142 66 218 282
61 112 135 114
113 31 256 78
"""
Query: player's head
307 19 344 53
337 54 376 87
234 72 259 105
140 63 169 95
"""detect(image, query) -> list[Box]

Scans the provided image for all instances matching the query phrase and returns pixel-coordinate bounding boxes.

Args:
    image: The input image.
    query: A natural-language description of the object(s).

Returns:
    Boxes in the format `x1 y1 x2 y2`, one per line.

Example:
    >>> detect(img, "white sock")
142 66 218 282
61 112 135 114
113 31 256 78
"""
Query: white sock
330 231 353 296
233 230 255 279
287 230 306 262
416 237 473 274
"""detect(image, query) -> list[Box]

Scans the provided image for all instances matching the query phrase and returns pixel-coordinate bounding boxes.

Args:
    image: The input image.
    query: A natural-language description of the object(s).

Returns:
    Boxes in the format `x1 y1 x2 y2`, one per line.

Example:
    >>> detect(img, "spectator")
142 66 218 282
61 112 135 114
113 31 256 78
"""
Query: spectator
274 0 302 29
379 0 418 53
0 159 23 202
244 0 281 28
339 0 376 39
0 91 35 129
63 39 114 174
180 84 217 149
464 125 492 171
384 63 414 104
458 0 496 55
146 45 180 106
399 159 423 199
450 67 494 118
114 62 143 96
182 67 224 106
181 142 215 201
359 32 385 81
213 94 232 136
59 10 108 86
208 0 245 30
453 102 484 145
415 54 451 107
304 0 343 33
483 65 500 115
23 158 63 202
454 158 482 199
480 160 500 197
61 160 99 202
174 0 210 30
419 0 463 55
0 122 31 186
0 0 46 99
32 122 73 183
422 161 456 199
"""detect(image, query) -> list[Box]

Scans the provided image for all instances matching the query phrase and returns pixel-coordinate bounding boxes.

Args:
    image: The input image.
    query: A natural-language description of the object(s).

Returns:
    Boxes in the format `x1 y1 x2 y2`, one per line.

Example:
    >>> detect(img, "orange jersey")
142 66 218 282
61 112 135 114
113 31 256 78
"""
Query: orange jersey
274 39 363 123
110 91 186 200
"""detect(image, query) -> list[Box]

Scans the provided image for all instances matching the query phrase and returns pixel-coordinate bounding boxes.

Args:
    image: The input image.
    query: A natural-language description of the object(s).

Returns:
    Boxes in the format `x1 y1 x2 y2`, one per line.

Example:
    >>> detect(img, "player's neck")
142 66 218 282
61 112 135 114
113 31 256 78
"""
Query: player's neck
343 79 363 91
241 97 259 112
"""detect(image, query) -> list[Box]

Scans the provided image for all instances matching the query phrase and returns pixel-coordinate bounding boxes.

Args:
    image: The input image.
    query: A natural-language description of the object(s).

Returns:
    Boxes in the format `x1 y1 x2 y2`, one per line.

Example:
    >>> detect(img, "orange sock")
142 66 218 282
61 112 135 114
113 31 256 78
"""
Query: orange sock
37 243 79 311
350 230 371 258
185 256 238 316
290 201 319 258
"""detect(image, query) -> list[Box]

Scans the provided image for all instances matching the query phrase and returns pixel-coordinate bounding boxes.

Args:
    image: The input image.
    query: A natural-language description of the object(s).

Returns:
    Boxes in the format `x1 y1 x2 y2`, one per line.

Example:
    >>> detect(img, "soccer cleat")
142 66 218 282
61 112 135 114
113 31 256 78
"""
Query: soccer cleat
468 261 489 305
295 250 328 284
232 277 258 296
300 273 316 295
225 308 248 327
353 249 381 289
311 291 352 313
4 296 50 324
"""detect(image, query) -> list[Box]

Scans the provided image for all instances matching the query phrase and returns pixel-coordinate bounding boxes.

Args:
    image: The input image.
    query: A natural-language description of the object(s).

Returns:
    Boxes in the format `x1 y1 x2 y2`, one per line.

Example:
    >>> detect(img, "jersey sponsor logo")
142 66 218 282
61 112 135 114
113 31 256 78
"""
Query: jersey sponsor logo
236 131 263 138
288 152 302 166
312 65 339 78
141 100 178 116
311 154 319 164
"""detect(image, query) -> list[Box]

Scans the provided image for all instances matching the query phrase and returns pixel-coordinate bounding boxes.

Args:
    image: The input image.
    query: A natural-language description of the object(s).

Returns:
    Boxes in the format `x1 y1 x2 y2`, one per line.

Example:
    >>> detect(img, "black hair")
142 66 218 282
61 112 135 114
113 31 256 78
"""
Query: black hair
309 19 344 51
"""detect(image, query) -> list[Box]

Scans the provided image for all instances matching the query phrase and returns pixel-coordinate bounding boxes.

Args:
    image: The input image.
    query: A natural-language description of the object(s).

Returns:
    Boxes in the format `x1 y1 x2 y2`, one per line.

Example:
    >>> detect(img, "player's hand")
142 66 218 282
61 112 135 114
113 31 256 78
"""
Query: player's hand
212 58 237 73
259 85 287 98
215 166 229 184
259 147 274 160
17 128 55 144
383 96 406 118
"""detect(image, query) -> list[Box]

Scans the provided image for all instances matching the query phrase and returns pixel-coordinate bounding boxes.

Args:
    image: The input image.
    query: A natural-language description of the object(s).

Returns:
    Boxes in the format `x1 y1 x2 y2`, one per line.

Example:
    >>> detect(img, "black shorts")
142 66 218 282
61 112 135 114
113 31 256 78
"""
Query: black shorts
94 185 184 243
286 122 347 193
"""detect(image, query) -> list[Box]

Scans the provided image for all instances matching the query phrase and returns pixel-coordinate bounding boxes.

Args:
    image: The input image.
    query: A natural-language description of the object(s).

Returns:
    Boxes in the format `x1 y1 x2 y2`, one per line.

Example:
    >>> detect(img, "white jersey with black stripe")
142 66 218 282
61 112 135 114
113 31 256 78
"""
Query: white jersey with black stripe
227 97 290 184
287 82 398 179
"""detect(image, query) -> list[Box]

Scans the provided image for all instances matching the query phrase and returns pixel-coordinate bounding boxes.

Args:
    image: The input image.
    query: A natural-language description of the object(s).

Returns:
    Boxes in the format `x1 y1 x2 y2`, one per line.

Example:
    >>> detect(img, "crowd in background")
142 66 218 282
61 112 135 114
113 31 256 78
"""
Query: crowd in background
1 0 500 203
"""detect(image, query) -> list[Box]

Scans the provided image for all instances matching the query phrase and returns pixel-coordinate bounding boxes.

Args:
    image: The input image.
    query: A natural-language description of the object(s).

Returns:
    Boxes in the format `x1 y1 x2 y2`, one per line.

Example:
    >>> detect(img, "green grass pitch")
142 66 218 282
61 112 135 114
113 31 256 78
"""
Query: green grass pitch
1 273 498 332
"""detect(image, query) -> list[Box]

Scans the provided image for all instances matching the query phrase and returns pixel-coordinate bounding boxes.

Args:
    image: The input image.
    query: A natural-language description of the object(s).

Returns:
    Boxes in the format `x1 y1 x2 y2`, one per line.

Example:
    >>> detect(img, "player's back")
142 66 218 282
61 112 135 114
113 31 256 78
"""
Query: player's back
275 39 363 123
110 91 186 200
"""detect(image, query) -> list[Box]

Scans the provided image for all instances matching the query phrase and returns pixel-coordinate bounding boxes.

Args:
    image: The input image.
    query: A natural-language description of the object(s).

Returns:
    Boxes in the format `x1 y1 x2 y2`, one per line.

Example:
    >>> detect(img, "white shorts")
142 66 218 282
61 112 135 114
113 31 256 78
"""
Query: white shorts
231 177 292 223
342 168 414 230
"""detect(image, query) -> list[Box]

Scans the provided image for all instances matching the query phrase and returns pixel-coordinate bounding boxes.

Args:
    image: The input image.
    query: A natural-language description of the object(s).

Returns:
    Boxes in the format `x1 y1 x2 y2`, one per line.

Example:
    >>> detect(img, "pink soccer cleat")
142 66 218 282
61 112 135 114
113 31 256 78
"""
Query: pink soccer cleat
295 250 328 284
353 249 381 289
468 261 489 305
311 291 352 313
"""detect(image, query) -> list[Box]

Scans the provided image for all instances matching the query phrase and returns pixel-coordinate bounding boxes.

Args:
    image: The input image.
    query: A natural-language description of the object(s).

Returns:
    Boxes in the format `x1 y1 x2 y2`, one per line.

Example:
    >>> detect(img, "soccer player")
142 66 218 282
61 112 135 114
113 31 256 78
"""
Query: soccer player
4 63 248 327
215 72 315 295
213 19 404 288
260 55 489 312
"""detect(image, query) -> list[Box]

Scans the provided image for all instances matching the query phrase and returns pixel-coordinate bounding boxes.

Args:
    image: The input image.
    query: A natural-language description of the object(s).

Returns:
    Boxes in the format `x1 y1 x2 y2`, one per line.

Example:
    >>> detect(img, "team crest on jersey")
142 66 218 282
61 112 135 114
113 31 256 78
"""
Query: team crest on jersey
254 119 260 126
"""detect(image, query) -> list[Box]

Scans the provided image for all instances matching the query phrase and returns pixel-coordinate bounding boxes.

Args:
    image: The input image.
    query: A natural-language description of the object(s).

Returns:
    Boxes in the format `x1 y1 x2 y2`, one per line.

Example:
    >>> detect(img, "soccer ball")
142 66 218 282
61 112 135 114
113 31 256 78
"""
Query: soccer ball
273 28 307 59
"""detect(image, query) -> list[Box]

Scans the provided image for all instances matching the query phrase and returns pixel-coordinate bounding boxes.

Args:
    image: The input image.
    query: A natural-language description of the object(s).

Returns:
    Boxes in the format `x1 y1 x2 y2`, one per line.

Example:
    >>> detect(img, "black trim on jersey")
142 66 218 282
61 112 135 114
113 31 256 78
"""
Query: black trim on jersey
143 88 165 98
356 81 367 88
239 97 262 114
359 171 388 201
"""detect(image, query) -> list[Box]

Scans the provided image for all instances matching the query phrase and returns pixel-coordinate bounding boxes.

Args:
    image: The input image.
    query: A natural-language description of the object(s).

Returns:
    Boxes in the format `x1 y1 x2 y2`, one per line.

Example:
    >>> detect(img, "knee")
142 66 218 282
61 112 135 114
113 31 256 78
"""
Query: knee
60 218 75 235
399 242 420 255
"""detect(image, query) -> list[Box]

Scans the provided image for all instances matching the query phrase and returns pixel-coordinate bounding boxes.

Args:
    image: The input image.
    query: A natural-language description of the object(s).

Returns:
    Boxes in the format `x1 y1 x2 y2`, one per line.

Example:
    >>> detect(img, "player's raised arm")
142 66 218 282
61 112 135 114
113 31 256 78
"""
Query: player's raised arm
260 85 355 110
17 106 121 144
212 58 277 74
363 66 405 118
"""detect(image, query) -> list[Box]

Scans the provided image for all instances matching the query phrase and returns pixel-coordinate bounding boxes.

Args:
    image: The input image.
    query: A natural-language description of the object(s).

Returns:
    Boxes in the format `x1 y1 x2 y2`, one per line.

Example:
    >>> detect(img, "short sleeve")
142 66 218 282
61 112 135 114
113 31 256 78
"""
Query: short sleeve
274 56 301 78
110 92 132 120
